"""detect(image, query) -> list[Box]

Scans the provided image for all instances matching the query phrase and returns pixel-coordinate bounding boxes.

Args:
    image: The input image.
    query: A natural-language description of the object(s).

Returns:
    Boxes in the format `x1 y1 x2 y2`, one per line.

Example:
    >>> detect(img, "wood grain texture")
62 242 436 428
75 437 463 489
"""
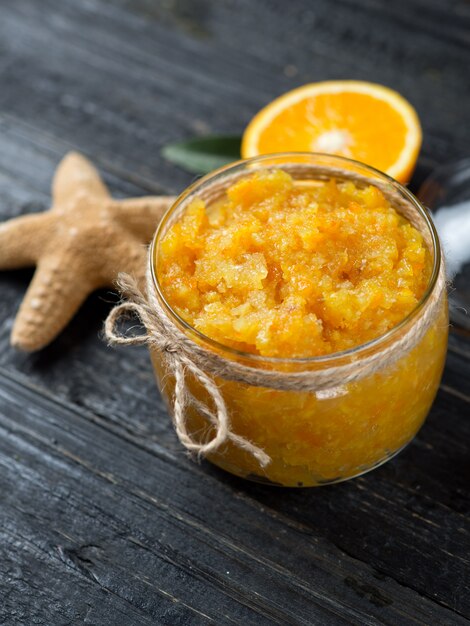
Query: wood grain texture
0 0 469 623
1 366 469 625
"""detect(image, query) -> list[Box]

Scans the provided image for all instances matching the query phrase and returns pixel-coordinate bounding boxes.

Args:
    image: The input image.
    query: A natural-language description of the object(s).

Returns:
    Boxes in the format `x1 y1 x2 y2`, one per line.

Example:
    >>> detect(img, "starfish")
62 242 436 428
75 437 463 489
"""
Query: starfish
0 152 174 351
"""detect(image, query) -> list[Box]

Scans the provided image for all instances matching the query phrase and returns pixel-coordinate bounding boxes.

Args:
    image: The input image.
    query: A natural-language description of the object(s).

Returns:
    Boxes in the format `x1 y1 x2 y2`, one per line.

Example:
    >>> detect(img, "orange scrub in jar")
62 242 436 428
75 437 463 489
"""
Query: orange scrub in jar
153 156 448 487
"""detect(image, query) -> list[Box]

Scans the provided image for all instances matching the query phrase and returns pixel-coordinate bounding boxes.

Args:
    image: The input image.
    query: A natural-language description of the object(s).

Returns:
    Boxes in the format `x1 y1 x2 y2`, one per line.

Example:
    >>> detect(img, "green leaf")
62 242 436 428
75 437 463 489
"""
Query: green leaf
161 135 242 174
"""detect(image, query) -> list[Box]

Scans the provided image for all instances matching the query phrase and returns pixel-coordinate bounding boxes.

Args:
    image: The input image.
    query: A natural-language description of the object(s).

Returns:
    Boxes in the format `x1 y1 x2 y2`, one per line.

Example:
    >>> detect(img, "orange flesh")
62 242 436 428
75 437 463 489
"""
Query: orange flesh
158 170 431 358
247 91 411 174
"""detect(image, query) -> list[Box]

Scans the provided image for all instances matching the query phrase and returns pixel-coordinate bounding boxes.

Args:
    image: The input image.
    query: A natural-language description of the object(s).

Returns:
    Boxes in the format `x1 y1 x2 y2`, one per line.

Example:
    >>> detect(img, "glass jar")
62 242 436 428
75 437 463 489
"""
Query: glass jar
150 154 448 487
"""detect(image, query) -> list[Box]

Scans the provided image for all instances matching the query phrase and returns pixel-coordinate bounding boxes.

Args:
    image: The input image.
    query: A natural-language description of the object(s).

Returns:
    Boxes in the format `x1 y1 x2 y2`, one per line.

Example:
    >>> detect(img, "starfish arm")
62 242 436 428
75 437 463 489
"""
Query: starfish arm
111 196 176 241
98 237 149 292
10 254 96 351
52 152 110 209
0 213 55 269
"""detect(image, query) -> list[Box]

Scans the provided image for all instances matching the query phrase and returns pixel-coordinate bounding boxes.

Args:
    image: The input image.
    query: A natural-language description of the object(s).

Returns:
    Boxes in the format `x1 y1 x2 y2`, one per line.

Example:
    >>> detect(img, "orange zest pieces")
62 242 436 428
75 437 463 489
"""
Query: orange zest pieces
157 170 431 358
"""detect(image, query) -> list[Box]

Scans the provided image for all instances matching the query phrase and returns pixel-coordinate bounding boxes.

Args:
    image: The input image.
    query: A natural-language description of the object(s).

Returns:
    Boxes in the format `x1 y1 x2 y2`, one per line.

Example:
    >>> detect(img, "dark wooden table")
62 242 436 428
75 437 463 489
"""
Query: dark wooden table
1 1 470 624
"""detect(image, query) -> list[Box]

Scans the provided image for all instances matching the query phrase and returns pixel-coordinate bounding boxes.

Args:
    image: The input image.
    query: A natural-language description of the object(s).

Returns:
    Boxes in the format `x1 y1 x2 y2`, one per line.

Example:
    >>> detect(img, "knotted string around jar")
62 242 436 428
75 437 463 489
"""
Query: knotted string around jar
105 270 272 467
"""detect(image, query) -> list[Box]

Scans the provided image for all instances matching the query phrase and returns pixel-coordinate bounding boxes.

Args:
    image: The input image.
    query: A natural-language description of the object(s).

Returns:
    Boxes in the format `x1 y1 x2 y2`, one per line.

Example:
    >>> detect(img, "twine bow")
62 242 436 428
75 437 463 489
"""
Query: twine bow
105 272 272 467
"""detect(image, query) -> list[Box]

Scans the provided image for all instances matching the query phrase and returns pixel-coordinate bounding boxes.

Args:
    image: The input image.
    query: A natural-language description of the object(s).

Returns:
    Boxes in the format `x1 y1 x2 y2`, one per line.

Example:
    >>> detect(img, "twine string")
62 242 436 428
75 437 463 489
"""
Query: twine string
105 292 271 467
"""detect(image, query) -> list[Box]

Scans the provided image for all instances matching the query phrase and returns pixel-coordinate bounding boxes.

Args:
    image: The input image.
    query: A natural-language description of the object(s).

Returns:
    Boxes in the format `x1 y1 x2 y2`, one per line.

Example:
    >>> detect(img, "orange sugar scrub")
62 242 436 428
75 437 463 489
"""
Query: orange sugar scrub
153 157 448 486
158 170 431 358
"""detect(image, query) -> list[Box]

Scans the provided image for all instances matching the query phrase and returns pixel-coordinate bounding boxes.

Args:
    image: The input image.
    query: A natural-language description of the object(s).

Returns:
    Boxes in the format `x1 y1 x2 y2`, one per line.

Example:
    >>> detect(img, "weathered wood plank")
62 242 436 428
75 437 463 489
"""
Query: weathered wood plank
0 0 469 622
1 530 180 625
0 0 469 187
0 367 467 625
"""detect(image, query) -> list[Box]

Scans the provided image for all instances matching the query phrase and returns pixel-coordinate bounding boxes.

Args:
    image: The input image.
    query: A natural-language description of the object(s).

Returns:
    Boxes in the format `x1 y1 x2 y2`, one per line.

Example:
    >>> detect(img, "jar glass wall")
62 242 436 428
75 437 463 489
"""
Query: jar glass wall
150 154 448 487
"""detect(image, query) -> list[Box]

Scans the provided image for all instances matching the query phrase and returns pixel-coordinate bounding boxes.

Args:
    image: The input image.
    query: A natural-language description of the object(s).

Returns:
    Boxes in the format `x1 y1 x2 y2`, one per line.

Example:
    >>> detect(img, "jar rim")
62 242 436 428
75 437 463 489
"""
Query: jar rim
150 152 442 365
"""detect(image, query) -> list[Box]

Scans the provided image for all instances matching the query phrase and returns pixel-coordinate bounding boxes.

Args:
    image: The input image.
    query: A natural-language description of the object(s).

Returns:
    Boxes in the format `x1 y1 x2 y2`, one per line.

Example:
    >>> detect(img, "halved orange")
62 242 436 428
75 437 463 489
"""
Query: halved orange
241 81 422 183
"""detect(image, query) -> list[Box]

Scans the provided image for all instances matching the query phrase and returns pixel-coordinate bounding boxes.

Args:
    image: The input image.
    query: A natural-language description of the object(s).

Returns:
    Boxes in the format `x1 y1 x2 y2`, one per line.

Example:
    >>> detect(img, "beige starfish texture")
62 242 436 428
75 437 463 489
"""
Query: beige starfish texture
0 151 175 352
